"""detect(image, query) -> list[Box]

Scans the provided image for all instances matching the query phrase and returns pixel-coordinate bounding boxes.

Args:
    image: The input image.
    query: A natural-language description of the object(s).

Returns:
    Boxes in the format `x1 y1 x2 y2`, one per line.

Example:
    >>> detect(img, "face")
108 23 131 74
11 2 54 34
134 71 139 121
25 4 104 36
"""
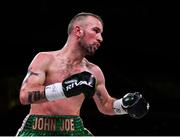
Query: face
78 16 103 56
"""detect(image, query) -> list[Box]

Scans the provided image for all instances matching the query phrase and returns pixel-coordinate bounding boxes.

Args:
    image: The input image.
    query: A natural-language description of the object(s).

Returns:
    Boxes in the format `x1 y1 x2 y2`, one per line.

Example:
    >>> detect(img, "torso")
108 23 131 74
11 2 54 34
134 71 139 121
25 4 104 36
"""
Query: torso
30 51 95 116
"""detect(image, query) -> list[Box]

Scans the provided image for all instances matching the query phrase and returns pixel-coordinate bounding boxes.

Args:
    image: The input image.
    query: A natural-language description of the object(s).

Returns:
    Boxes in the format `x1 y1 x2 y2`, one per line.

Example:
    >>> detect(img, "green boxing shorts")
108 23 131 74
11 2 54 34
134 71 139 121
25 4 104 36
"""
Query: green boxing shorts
16 114 93 136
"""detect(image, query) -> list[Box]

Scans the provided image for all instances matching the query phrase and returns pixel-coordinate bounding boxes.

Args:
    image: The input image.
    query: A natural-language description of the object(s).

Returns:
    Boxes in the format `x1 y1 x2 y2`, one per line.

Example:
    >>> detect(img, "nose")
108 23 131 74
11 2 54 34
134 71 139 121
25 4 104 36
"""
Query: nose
97 34 103 43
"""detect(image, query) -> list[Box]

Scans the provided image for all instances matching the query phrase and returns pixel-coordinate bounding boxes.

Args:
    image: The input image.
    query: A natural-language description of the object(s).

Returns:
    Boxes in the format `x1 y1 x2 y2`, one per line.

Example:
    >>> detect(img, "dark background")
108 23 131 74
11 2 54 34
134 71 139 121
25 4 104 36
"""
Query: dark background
1 0 179 136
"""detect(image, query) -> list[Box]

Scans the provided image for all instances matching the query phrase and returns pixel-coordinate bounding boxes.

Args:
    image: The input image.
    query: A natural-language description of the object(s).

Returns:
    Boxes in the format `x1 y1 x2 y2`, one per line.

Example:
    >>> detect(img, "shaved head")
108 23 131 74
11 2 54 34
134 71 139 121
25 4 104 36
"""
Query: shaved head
67 12 103 35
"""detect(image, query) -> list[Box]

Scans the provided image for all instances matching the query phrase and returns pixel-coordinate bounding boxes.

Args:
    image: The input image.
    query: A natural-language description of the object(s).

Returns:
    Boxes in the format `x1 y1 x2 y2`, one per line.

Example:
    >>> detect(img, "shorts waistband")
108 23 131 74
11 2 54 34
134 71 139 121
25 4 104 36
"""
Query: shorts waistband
22 114 84 132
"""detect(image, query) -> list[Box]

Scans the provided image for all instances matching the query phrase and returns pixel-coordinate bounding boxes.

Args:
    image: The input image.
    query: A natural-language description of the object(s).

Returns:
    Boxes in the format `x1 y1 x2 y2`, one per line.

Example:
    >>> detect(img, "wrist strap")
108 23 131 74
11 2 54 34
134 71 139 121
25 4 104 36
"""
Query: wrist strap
113 98 128 115
45 83 66 101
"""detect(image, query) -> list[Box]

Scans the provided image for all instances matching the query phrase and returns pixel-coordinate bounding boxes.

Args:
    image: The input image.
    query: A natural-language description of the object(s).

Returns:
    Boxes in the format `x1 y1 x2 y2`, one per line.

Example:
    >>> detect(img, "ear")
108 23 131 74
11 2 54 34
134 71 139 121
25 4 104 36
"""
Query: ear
74 25 83 37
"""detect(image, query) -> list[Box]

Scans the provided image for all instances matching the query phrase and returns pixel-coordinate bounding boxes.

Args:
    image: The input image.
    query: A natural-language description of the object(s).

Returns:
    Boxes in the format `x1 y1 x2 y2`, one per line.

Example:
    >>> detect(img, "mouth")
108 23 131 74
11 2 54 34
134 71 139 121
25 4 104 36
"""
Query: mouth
87 44 99 54
87 43 101 55
94 43 100 50
96 43 100 48
93 44 99 51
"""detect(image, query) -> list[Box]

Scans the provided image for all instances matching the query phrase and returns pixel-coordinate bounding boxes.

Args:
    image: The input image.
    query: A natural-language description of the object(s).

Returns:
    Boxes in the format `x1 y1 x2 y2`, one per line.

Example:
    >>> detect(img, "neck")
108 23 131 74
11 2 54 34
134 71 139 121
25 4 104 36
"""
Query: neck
60 37 85 65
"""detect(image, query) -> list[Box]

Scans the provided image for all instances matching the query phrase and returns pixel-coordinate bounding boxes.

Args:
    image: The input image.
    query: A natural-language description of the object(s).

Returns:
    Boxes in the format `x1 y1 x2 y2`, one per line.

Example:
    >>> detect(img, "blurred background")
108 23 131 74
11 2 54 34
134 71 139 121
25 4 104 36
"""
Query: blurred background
1 0 179 136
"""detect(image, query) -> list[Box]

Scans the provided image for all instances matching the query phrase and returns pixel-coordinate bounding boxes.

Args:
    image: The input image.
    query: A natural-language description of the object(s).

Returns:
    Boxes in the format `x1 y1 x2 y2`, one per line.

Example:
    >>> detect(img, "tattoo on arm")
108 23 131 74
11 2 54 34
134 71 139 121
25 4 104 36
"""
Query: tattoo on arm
23 71 40 84
28 91 46 103
96 91 104 104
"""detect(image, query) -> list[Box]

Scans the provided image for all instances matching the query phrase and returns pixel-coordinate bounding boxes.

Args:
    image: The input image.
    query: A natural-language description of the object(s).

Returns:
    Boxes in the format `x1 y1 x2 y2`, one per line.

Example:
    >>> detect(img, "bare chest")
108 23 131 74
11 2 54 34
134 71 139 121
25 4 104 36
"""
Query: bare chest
45 60 88 84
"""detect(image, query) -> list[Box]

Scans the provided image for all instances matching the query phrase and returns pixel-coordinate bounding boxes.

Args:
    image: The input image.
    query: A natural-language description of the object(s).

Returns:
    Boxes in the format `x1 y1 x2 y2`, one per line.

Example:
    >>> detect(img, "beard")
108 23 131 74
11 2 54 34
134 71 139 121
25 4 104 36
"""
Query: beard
86 45 97 56
79 38 96 56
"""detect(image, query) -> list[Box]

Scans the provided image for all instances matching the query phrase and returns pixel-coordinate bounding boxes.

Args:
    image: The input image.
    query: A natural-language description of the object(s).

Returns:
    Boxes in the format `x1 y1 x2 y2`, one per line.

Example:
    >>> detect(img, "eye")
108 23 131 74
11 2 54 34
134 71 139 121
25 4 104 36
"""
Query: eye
93 27 100 33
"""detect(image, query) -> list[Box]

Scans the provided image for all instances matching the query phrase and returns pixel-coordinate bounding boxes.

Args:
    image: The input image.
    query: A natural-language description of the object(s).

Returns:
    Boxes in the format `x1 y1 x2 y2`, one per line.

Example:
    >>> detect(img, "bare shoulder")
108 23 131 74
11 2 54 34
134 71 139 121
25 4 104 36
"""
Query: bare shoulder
84 58 100 71
29 51 55 69
33 51 56 62
34 51 54 59
84 58 105 84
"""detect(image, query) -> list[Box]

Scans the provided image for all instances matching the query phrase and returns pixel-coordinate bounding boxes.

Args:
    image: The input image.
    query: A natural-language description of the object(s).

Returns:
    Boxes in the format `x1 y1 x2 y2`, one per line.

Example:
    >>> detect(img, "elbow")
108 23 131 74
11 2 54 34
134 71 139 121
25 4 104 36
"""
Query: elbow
98 103 114 116
99 107 114 116
19 90 29 105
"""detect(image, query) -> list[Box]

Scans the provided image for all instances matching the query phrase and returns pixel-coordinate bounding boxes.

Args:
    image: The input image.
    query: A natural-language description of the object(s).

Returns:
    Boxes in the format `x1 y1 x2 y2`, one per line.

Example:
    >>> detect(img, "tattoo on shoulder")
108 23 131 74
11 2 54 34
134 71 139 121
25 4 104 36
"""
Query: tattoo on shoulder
23 71 40 84
96 91 104 104
28 91 45 103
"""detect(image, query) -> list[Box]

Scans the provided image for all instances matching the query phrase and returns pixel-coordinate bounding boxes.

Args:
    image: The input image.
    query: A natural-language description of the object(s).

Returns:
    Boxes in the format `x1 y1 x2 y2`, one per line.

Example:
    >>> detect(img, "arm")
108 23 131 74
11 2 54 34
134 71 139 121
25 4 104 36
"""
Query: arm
20 53 96 105
19 52 50 105
93 66 149 118
93 67 121 115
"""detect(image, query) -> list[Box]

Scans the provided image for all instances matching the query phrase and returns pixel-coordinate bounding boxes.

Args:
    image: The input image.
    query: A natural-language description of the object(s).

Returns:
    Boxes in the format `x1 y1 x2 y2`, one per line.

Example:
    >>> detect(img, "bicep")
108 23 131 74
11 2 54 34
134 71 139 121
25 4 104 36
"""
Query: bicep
21 69 46 89
93 83 116 115
21 52 49 89
19 53 49 104
93 84 110 106
92 67 115 112
20 68 46 104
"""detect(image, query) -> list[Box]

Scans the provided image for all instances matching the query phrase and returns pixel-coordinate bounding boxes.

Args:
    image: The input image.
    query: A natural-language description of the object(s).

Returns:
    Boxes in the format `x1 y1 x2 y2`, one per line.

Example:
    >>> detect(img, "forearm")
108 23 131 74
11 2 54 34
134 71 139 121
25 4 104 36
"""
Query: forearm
20 85 47 105
94 89 127 115
94 92 126 115
99 98 117 115
20 71 96 105
99 98 127 115
20 82 65 105
20 71 95 105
